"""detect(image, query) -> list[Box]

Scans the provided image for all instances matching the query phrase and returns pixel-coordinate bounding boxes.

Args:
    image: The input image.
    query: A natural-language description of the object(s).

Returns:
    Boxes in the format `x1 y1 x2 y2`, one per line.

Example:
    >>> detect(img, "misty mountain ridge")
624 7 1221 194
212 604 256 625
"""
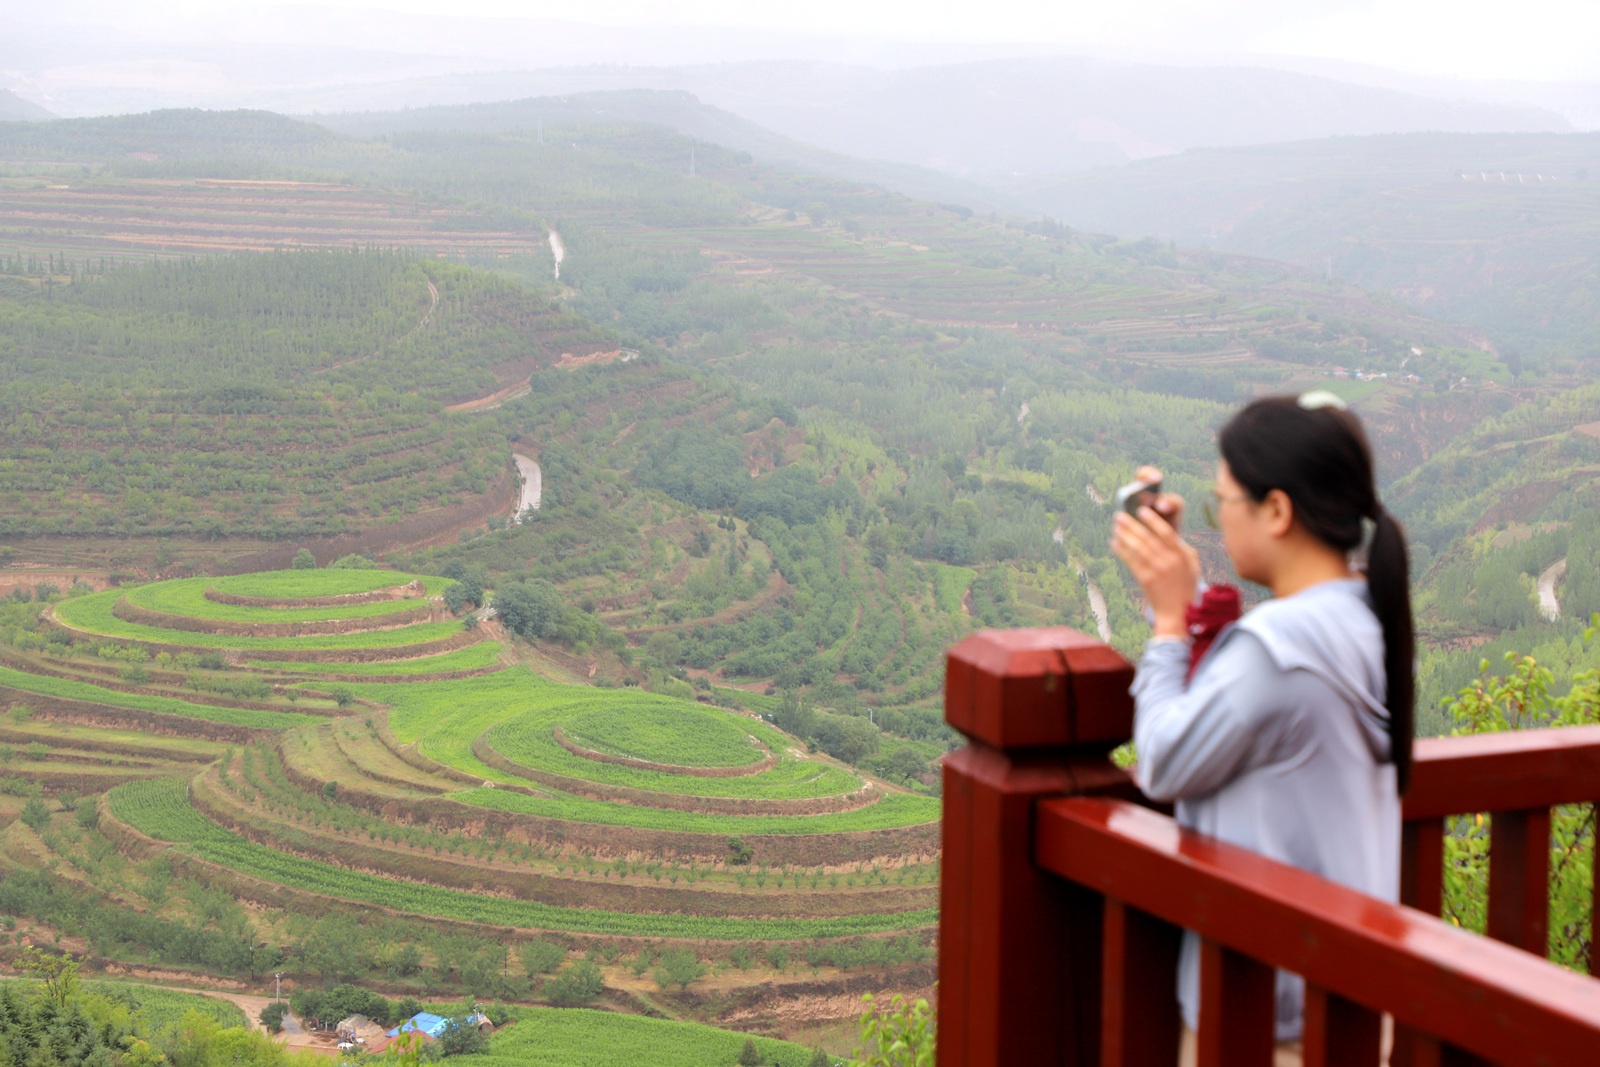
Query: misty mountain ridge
1003 131 1600 367
1006 131 1600 242
314 90 1020 214
279 59 1573 177
613 58 1571 176
0 90 52 122
5 49 1575 176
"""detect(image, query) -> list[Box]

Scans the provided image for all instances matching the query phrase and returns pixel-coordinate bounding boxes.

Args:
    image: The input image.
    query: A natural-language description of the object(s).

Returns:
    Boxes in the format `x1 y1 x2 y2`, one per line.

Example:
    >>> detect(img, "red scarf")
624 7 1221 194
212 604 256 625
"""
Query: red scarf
1185 583 1241 684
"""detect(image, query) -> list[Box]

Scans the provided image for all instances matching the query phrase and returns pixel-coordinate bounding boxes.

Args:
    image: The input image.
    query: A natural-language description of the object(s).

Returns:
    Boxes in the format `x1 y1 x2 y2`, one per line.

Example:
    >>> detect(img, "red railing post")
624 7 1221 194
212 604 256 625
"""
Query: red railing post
939 627 1141 1067
1486 807 1552 955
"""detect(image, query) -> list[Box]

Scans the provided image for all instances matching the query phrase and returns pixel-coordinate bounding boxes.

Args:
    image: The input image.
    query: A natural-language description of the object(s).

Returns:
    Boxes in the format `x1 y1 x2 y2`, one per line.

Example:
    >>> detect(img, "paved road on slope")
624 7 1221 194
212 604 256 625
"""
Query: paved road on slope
1539 557 1567 620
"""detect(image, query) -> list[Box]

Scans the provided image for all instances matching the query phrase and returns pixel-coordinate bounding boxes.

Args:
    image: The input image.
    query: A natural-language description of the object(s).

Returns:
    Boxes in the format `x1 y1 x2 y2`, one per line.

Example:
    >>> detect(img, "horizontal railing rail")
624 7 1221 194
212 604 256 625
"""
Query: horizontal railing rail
937 627 1600 1067
1037 795 1600 1067
1402 725 1600 972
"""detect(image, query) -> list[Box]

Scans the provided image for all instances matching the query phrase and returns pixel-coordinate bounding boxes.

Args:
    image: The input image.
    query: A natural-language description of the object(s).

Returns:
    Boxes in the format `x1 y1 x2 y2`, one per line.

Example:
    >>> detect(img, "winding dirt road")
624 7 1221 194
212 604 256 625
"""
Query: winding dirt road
1056 527 1111 642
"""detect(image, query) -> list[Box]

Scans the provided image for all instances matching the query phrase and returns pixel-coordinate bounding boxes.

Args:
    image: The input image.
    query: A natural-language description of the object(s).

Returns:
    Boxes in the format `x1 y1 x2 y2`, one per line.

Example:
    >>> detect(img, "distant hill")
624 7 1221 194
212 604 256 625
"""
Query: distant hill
315 90 1019 212
1003 132 1600 366
292 58 1570 177
0 107 346 161
0 90 51 121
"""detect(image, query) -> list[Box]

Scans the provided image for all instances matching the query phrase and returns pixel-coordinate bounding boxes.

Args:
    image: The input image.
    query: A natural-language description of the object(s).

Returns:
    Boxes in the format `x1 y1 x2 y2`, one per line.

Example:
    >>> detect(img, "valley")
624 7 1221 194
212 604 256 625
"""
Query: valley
0 94 1594 1062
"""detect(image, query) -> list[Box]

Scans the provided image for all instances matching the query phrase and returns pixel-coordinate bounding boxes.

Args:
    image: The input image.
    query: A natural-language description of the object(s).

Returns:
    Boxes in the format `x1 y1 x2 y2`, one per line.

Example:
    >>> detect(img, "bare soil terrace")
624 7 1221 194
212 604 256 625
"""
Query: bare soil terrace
0 179 549 261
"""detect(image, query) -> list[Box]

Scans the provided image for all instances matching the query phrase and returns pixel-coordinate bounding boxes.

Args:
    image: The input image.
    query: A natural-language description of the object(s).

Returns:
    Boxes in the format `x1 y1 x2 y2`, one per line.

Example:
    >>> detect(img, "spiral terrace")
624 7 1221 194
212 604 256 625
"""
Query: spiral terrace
25 569 938 953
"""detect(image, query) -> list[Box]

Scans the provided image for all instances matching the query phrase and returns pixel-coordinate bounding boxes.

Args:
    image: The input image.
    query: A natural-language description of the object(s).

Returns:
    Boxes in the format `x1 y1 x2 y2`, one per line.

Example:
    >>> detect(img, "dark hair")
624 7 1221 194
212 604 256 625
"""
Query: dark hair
1218 397 1414 793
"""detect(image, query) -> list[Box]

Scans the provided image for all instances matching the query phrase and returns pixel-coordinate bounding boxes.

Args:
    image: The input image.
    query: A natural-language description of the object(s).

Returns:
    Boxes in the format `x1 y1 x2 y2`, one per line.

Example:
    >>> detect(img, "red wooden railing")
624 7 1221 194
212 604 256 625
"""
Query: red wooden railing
939 628 1600 1067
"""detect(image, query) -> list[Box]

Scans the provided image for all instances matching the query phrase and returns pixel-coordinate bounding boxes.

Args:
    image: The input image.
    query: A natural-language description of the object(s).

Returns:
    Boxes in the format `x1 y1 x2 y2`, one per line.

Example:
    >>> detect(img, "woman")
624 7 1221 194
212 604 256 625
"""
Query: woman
1109 393 1412 1064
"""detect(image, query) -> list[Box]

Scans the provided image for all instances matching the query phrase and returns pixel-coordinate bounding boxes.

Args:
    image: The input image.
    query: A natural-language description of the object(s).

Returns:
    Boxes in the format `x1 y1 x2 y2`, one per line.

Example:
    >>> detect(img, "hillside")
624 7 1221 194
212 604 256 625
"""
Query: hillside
0 106 1537 701
1005 131 1600 369
0 250 609 549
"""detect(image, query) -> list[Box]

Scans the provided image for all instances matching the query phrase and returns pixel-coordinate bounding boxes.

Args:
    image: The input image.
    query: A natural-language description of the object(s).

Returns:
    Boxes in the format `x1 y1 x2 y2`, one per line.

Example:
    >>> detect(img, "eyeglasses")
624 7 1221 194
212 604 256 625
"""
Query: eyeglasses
1202 490 1250 530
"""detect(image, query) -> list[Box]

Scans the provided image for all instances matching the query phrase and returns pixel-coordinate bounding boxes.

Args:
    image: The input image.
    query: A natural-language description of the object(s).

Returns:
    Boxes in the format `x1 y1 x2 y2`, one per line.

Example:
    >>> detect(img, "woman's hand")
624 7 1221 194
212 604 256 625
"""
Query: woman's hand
1111 469 1200 639
1134 464 1186 531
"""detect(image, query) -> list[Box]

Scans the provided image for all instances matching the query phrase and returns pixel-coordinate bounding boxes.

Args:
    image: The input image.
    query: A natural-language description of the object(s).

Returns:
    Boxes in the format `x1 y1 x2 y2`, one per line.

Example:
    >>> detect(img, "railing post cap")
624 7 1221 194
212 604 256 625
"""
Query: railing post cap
946 627 1134 750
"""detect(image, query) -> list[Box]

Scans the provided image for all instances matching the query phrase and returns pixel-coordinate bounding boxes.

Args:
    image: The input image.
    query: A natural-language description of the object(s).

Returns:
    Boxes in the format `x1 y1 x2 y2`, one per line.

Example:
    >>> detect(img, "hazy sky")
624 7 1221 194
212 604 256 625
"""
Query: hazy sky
139 0 1600 82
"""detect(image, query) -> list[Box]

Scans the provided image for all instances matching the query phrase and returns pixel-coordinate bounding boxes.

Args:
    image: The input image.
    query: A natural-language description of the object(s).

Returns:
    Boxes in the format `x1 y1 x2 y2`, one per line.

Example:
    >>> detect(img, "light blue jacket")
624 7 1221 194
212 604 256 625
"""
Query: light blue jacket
1131 578 1400 1041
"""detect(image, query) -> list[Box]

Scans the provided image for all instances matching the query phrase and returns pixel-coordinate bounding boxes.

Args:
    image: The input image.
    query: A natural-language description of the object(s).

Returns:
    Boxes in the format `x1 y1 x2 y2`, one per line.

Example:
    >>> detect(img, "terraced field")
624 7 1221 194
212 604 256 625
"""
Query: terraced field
0 177 550 264
5 568 938 979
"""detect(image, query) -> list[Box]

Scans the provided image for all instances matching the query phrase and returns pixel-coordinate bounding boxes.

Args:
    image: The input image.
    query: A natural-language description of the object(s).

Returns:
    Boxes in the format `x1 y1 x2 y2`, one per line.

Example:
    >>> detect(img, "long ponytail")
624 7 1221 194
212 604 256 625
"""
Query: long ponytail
1367 509 1414 792
1219 397 1415 794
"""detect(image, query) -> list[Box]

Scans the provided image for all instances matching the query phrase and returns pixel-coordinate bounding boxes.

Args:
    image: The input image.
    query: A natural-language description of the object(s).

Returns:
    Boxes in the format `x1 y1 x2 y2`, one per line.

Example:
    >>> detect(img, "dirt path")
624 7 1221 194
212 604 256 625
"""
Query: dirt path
1539 557 1567 621
1057 528 1111 642
445 379 531 412
513 454 542 519
549 229 565 280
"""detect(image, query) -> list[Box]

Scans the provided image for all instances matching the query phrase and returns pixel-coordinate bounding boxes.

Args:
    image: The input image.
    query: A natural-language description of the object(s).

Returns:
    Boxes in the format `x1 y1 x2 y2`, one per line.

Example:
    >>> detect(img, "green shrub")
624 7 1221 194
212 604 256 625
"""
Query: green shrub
73 796 98 829
19 798 49 831
854 993 933 1067
519 938 566 975
292 549 317 570
543 959 604 1006
652 948 705 991
259 1001 287 1032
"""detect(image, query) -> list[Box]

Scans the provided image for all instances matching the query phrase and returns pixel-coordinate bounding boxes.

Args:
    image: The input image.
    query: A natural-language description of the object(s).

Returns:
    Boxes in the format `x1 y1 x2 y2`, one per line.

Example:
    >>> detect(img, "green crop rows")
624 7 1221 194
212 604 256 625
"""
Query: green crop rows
0 667 318 729
483 707 862 800
122 573 448 624
85 981 247 1031
109 780 935 939
373 672 932 819
561 704 765 767
458 784 937 835
360 671 934 827
452 1007 813 1067
250 641 504 676
108 778 235 842
207 570 437 600
54 590 465 651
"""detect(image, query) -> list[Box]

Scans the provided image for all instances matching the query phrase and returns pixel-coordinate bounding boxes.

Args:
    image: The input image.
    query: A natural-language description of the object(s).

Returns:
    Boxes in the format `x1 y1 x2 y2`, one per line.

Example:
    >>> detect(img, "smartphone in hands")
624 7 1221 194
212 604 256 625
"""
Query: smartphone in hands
1114 478 1162 520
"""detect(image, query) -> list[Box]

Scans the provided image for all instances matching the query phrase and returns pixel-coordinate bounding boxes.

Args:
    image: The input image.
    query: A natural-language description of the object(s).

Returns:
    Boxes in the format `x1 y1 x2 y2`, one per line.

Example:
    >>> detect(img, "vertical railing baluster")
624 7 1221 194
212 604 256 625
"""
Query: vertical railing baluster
1592 801 1600 978
1100 899 1180 1067
1195 938 1275 1067
1486 807 1551 955
1400 818 1444 915
1394 818 1445 1067
1301 984 1381 1067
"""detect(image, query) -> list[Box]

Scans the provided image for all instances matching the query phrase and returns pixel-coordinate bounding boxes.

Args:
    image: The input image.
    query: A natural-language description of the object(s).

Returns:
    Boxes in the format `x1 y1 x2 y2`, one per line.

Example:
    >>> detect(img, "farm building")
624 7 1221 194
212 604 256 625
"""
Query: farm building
384 1011 495 1043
